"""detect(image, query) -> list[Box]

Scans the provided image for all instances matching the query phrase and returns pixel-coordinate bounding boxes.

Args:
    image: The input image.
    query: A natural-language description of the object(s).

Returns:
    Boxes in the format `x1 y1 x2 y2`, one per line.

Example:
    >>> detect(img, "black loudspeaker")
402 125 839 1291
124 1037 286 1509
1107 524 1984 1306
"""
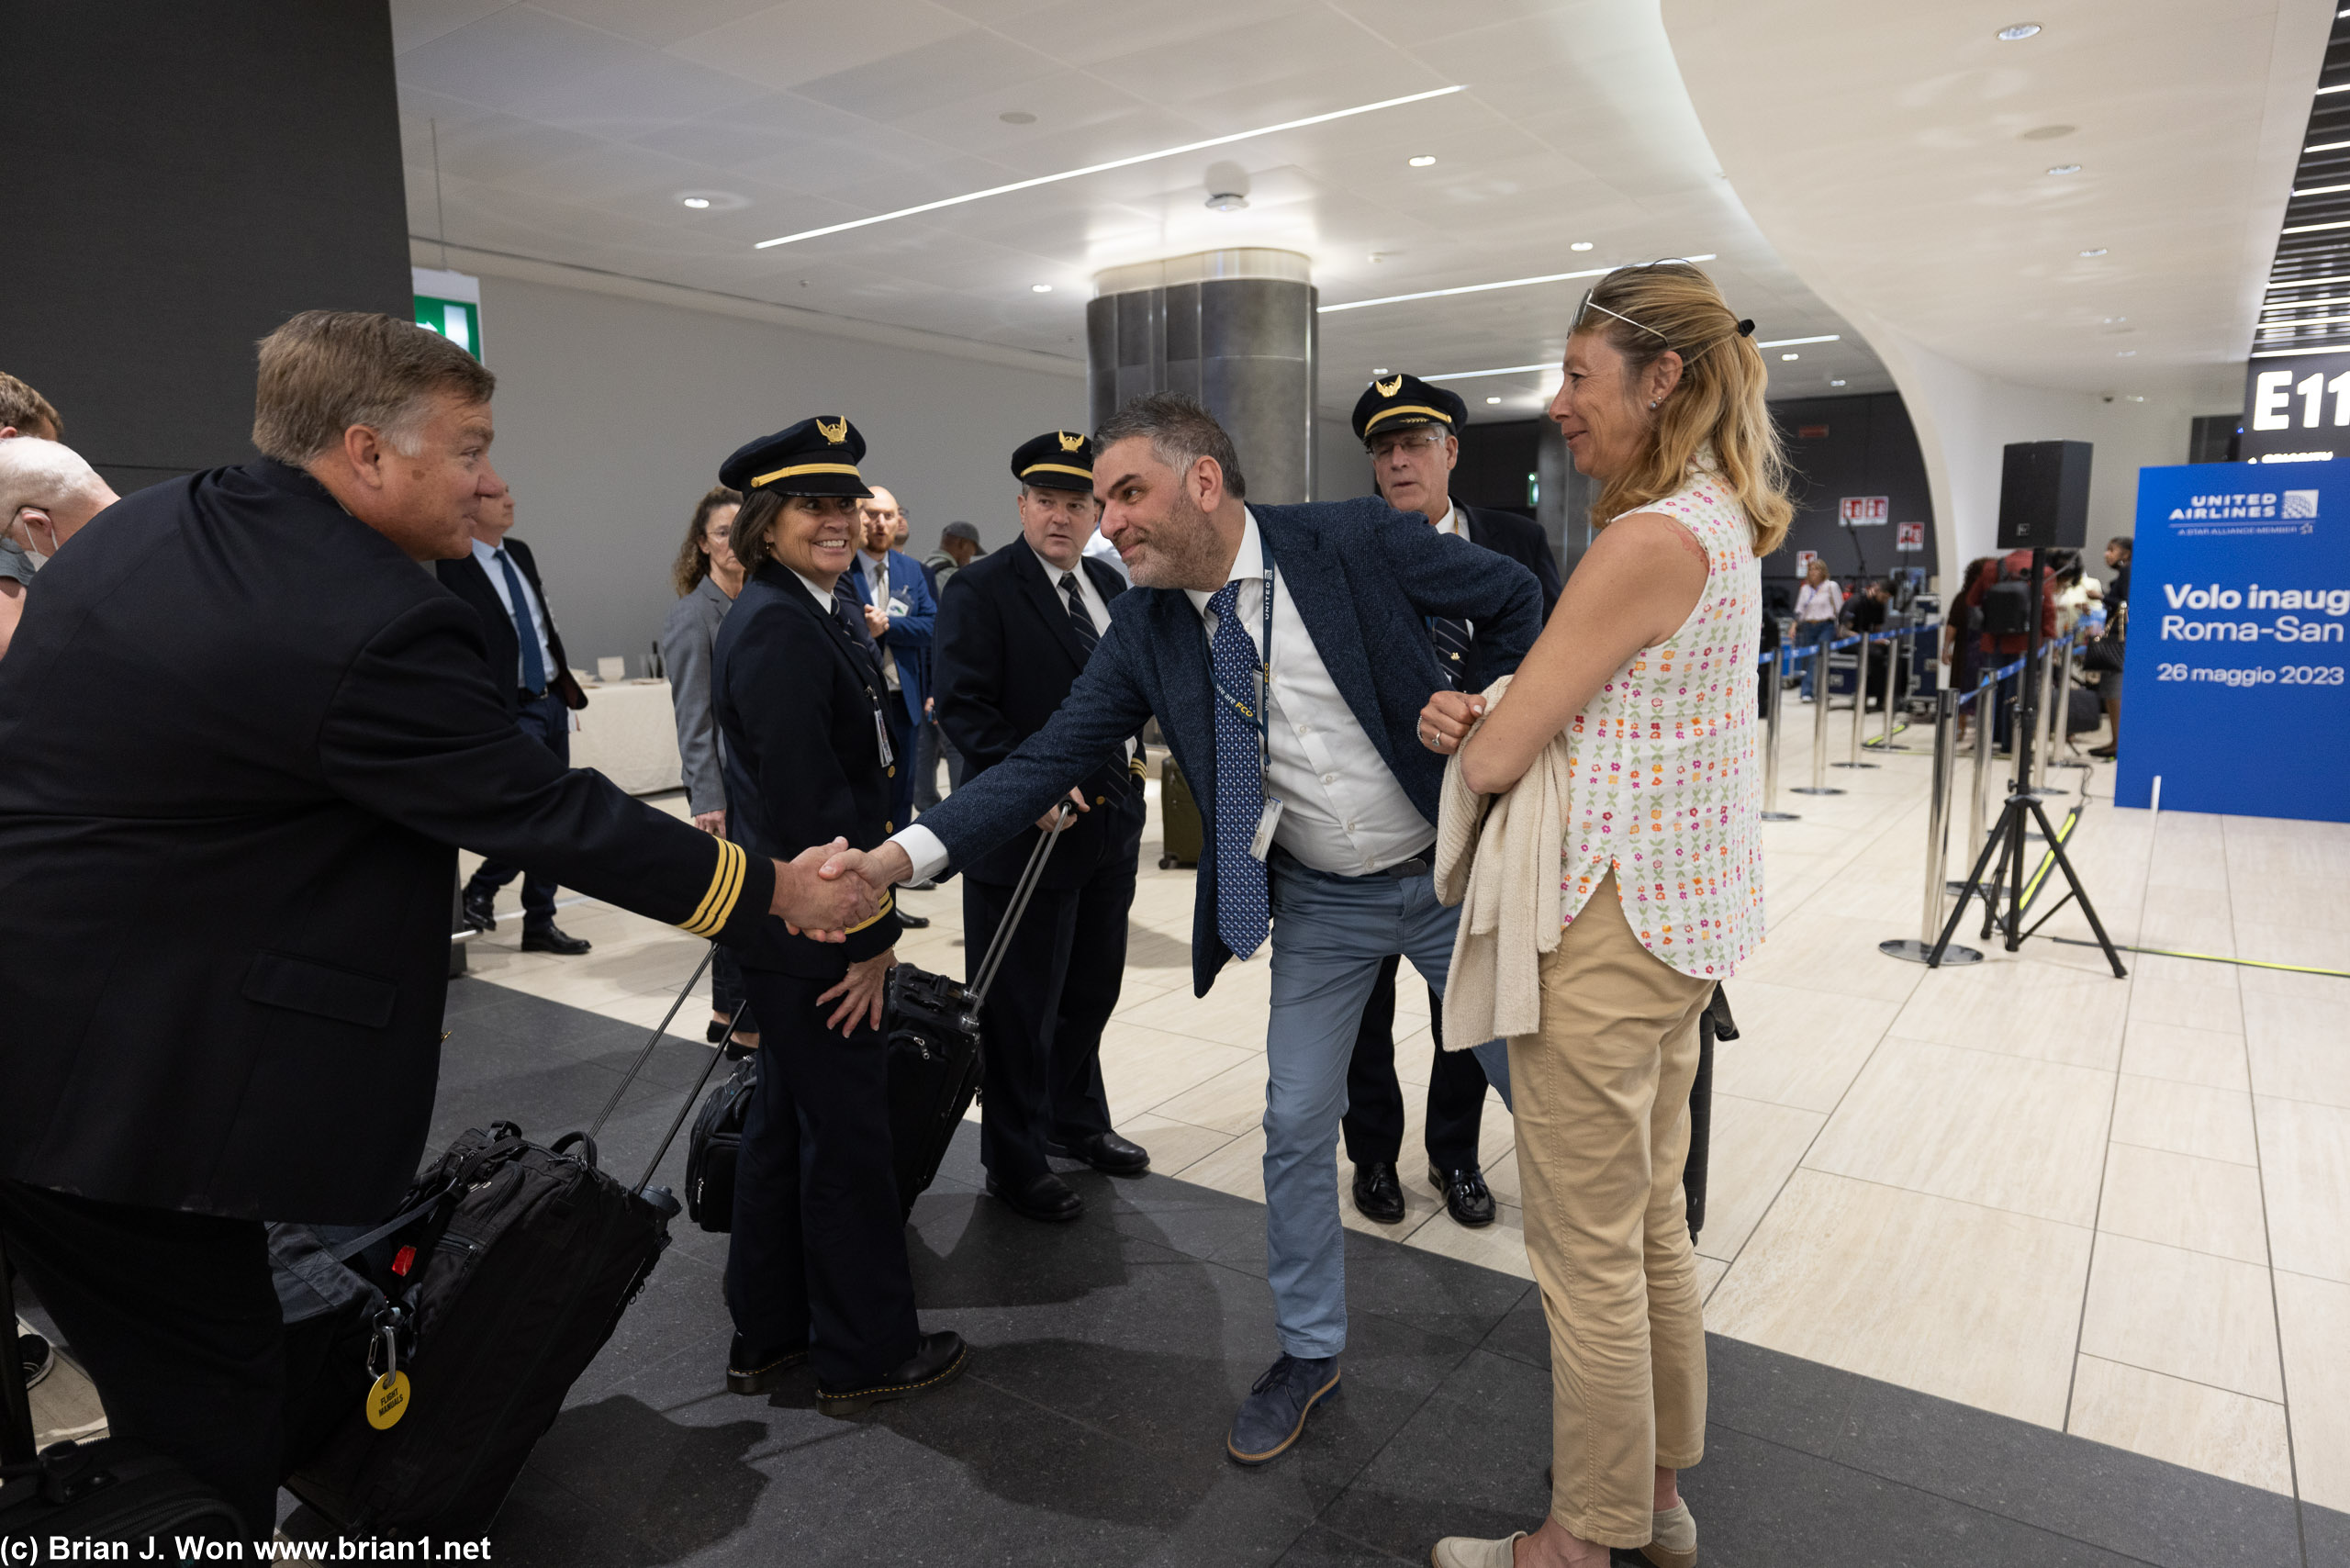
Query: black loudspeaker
1996 441 2092 550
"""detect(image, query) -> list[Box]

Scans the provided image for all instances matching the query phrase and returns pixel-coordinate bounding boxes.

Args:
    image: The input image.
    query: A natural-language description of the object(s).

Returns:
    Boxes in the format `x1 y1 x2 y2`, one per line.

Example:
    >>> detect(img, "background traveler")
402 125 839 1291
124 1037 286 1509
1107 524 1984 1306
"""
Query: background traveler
1793 556 1840 700
2089 534 2130 758
0 436 117 662
662 482 760 1050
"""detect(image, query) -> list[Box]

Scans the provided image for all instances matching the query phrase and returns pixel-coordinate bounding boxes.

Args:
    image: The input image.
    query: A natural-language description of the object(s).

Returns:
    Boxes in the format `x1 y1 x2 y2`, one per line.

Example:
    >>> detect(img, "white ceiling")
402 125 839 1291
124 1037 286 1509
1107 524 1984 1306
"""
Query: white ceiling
390 0 1895 424
1663 0 2329 399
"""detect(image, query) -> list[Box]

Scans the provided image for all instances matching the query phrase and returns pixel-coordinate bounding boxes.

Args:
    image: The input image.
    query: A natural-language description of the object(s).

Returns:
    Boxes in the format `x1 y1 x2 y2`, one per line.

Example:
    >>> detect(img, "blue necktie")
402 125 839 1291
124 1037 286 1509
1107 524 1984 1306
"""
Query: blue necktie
1207 578 1269 960
494 549 546 695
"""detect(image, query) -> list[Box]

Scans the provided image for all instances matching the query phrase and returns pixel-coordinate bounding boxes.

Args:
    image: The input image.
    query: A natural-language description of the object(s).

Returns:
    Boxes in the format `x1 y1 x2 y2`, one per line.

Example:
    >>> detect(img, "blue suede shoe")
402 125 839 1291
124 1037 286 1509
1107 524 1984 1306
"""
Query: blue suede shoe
1225 1353 1340 1465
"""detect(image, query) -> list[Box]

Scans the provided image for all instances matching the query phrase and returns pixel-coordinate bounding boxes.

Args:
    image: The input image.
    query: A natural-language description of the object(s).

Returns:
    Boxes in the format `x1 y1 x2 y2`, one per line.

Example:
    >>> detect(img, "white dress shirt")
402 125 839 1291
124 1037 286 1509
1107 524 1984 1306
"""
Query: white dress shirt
470 537 556 691
1427 498 1469 541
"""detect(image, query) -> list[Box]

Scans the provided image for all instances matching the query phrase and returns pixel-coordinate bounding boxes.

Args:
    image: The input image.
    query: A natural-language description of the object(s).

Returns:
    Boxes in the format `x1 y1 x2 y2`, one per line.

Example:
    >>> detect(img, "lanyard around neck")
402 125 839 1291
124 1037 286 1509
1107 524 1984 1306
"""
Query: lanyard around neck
1210 529 1275 776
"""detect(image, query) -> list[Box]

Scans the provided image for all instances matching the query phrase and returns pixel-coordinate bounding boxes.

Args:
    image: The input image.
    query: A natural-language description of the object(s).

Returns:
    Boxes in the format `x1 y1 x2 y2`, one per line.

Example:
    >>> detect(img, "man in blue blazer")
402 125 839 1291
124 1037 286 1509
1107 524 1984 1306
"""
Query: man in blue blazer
845 485 936 835
845 393 1540 1469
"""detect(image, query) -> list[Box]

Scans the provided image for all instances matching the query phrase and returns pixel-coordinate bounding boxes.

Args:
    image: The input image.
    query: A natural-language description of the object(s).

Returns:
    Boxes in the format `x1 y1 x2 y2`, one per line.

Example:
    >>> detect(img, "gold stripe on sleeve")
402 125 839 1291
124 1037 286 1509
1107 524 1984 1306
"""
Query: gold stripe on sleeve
842 889 895 935
680 840 747 935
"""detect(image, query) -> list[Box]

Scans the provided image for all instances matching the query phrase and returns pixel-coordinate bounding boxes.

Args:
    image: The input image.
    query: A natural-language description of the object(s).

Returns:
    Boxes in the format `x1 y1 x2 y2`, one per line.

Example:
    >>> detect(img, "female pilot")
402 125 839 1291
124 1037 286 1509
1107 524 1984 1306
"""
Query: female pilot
708 415 966 1417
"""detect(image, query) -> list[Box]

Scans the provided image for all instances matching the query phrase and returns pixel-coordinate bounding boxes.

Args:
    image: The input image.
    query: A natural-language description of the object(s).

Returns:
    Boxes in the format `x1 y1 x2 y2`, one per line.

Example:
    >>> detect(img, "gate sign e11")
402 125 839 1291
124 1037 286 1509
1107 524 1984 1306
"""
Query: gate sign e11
2117 462 2349 822
1840 496 1888 527
2239 349 2350 464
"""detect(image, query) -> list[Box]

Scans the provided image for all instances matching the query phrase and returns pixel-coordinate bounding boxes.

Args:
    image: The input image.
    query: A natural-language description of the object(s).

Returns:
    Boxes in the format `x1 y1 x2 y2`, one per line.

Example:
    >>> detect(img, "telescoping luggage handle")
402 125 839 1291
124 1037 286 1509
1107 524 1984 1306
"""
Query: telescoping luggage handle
581 803 1072 1196
967 800 1073 1009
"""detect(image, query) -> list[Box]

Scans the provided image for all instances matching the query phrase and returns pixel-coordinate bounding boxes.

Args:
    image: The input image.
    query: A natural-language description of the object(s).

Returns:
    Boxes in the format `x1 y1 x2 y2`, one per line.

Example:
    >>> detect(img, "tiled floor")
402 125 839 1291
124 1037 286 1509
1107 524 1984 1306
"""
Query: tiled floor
285 982 2336 1567
457 698 2350 1528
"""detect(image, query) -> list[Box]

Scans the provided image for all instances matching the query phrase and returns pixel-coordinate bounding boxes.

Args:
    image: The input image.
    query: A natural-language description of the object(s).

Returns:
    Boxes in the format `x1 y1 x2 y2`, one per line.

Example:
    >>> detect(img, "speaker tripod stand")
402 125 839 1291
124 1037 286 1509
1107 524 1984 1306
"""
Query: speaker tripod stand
1925 546 2126 977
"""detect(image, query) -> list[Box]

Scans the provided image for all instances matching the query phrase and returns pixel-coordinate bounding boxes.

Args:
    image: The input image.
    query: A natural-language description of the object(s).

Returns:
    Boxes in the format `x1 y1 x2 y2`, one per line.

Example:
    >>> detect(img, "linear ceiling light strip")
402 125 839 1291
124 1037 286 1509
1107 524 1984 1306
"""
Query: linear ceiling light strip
1318 255 1718 314
752 84 1464 250
1423 363 1556 382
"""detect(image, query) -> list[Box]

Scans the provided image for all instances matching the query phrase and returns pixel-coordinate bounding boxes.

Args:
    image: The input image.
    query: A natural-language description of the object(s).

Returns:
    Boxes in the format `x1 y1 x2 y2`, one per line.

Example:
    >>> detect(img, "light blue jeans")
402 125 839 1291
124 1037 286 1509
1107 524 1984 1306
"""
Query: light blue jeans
1795 616 1836 700
1260 851 1512 1360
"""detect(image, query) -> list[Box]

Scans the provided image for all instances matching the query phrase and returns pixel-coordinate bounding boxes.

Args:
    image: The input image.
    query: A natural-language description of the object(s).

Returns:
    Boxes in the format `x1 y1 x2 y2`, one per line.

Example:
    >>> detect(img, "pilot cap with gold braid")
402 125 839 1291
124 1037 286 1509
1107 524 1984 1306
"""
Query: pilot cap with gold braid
1349 372 1468 446
719 415 874 498
1011 429 1094 493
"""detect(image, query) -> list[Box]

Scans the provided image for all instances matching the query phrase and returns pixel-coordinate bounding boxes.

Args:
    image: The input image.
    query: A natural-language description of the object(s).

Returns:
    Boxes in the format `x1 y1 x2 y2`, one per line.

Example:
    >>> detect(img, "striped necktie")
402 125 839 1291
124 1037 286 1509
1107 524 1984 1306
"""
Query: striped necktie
1058 571 1099 657
1427 614 1470 689
1206 578 1269 960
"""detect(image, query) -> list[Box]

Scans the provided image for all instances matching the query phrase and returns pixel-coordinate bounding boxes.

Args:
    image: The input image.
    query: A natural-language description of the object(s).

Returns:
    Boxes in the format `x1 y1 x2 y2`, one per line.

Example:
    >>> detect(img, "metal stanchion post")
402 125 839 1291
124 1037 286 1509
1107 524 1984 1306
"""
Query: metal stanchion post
1883 687 1982 965
1791 638 1846 795
1959 674 1995 893
1762 647 1799 822
1881 631 1908 752
1837 633 1874 769
2030 638 2055 795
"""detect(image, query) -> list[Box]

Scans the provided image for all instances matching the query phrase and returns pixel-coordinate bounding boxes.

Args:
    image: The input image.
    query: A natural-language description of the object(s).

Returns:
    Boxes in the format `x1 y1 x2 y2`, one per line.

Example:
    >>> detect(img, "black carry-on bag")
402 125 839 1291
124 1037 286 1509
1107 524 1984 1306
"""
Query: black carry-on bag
0 1238 247 1547
1158 756 1203 869
274 963 751 1540
683 808 1074 1228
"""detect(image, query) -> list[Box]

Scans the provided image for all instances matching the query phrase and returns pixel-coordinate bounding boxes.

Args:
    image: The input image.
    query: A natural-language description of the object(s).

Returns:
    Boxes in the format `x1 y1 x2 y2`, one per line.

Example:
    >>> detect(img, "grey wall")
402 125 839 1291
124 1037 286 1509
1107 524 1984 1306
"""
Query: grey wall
2 1 410 493
471 274 1086 668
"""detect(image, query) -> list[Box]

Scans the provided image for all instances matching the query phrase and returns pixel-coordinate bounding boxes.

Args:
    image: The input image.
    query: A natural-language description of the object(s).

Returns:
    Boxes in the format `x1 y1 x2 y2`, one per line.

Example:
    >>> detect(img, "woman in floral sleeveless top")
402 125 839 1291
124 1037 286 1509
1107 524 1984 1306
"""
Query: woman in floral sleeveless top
1421 262 1791 1568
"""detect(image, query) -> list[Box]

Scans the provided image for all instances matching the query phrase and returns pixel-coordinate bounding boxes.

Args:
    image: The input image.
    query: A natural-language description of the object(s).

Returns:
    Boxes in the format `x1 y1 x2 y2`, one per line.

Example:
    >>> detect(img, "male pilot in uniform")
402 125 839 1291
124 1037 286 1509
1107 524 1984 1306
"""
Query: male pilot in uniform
932 431 1151 1223
1342 374 1560 1229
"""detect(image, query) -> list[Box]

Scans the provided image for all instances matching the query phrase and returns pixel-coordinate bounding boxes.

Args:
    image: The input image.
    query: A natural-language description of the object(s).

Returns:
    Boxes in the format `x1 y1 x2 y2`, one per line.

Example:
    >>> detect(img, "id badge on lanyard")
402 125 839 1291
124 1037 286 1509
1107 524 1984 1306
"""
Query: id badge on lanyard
867 685 893 768
1247 535 1281 862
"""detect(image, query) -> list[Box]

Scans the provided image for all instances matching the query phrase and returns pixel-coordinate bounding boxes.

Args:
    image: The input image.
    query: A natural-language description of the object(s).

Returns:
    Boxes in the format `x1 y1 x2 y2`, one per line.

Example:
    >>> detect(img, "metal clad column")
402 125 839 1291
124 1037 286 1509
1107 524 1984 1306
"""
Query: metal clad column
1088 250 1316 503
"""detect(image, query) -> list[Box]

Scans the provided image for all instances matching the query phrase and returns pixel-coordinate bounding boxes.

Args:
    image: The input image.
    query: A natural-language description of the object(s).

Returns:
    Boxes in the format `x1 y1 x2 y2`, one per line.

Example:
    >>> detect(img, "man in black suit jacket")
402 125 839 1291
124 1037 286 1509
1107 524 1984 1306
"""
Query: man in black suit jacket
933 432 1152 1224
437 487 596 953
1340 373 1563 1230
0 311 871 1533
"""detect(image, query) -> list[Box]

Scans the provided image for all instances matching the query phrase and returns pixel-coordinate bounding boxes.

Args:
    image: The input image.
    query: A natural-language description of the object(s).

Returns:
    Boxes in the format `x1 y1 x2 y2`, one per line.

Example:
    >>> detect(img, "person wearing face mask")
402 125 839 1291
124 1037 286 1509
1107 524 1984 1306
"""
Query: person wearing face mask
1338 373 1560 1232
0 316 873 1538
929 431 1152 1224
708 417 967 1418
1418 261 1787 1568
662 483 759 1052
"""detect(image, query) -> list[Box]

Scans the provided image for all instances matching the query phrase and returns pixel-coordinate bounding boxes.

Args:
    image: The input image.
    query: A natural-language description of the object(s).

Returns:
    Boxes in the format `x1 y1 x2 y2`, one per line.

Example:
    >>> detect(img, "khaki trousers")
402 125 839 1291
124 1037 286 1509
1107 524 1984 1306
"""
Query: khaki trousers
1510 872 1713 1548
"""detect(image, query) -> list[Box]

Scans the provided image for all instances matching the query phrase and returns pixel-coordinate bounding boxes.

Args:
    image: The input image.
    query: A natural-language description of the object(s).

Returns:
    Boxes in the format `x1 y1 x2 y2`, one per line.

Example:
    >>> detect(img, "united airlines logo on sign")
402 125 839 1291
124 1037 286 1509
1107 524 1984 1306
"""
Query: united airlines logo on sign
2167 489 2319 537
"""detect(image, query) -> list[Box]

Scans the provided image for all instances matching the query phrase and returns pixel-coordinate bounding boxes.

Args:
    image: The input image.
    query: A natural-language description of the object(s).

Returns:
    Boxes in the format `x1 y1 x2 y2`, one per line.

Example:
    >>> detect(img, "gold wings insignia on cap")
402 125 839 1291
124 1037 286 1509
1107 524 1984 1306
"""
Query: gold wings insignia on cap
1375 375 1404 398
816 415 848 444
1057 431 1085 452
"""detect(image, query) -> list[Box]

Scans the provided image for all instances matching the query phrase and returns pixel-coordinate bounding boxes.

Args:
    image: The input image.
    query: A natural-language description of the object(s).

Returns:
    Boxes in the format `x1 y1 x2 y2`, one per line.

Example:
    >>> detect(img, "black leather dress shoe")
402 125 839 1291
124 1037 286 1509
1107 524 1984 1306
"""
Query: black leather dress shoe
724 1332 807 1395
460 890 496 934
817 1330 968 1417
987 1170 1084 1222
1046 1131 1150 1175
520 924 591 955
1351 1161 1405 1224
896 911 932 929
1430 1166 1496 1227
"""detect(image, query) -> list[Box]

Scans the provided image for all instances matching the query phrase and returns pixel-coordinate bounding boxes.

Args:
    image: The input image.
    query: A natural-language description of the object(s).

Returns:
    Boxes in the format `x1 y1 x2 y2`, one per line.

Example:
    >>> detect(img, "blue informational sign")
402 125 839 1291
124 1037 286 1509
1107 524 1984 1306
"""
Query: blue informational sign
2117 463 2350 822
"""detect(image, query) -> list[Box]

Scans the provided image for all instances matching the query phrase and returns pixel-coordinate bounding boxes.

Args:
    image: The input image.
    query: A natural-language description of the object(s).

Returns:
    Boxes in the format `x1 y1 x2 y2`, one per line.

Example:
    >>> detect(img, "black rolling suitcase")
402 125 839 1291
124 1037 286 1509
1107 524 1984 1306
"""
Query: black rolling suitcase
274 967 748 1540
885 806 1070 1216
0 1239 246 1547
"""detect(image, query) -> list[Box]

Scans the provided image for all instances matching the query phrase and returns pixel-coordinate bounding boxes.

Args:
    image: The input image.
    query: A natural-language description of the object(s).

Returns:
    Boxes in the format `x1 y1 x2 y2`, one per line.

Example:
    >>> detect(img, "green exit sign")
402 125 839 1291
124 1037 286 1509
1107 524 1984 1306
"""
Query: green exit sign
411 266 482 360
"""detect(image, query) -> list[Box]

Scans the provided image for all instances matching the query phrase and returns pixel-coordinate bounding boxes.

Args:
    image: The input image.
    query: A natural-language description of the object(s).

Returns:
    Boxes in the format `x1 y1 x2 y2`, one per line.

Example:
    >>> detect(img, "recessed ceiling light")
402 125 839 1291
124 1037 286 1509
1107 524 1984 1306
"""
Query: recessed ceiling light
2021 124 2076 140
999 110 1036 125
1570 241 1595 252
2115 349 2137 357
1998 22 2042 40
2047 163 2082 175
676 189 746 211
755 84 1464 249
1320 256 1717 313
1780 353 1799 361
681 196 711 208
1031 283 1053 293
1371 368 1391 375
2124 394 2146 402
2102 315 2127 323
2078 247 2108 257
1408 155 1437 167
1830 378 1848 386
1485 396 1503 404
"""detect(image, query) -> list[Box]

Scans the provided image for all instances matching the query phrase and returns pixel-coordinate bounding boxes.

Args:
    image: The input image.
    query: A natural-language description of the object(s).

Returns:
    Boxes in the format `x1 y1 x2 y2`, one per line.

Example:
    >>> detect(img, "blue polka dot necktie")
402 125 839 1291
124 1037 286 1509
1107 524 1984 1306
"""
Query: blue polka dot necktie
1207 577 1269 959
